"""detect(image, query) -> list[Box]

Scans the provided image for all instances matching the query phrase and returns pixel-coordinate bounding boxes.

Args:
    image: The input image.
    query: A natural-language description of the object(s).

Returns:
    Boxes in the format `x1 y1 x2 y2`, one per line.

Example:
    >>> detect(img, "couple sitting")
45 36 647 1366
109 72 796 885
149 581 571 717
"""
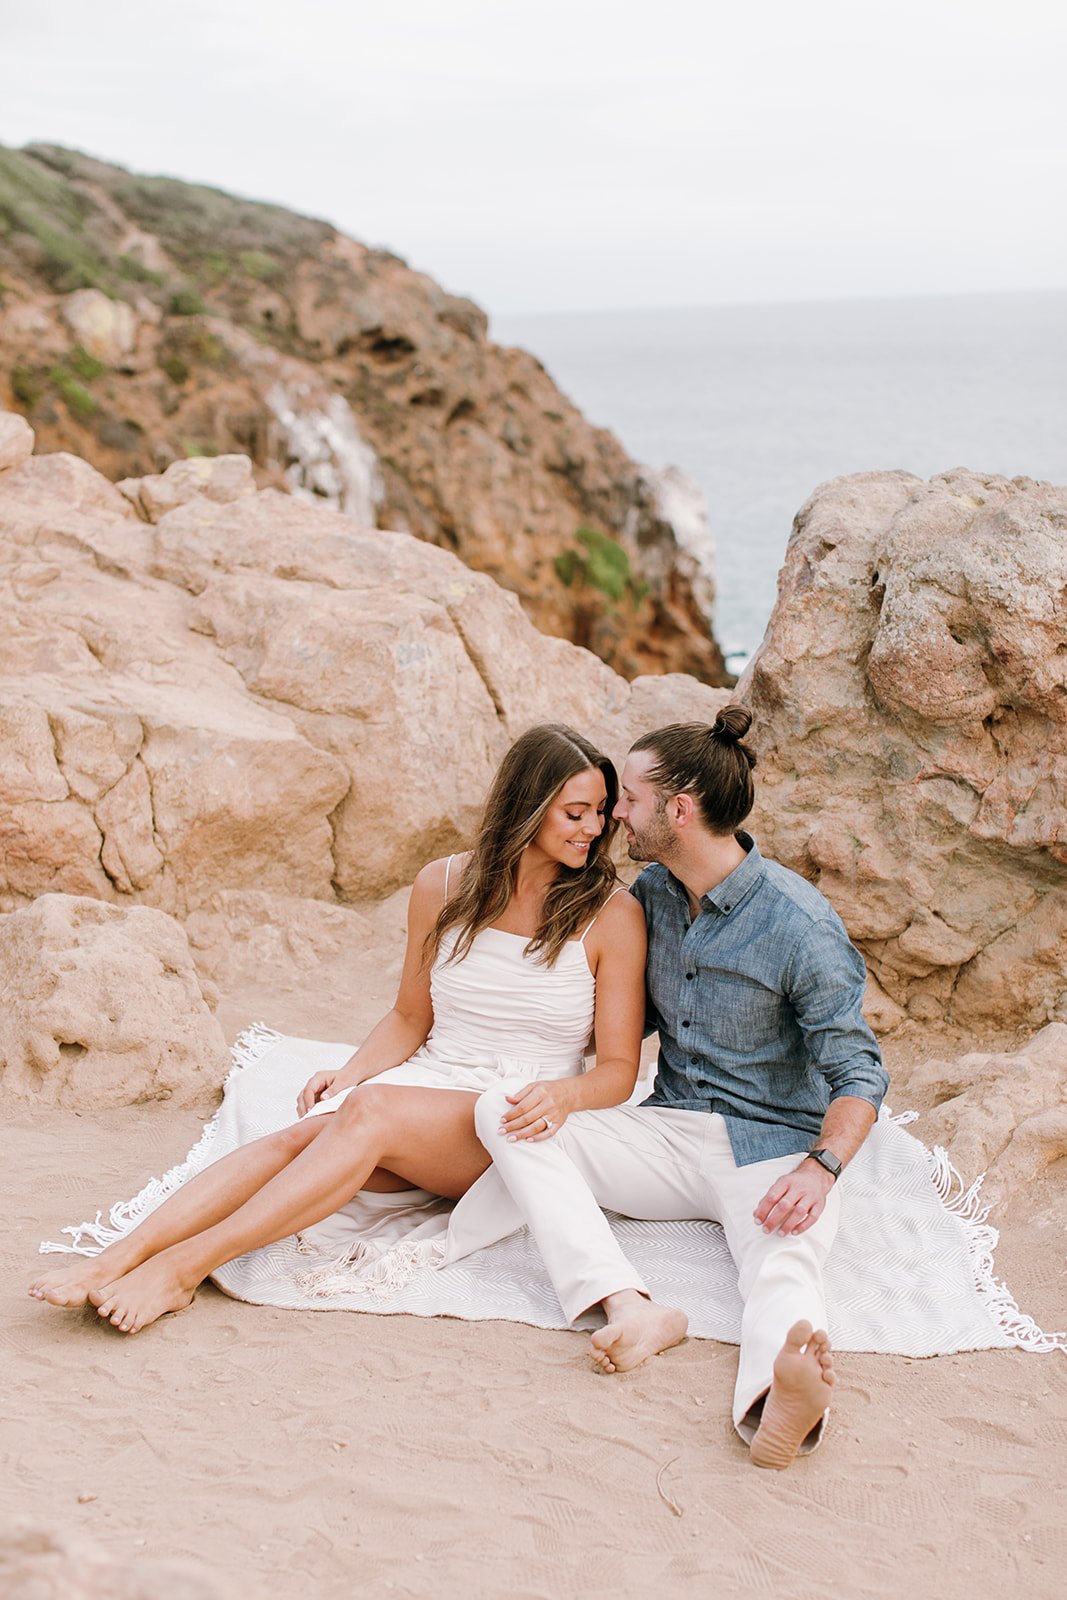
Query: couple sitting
31 711 887 1472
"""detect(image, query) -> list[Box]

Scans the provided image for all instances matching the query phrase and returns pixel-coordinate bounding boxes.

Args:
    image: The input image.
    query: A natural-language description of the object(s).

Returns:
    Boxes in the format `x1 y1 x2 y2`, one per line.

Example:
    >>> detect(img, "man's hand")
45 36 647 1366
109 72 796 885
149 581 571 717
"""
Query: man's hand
754 1158 837 1236
500 1080 574 1142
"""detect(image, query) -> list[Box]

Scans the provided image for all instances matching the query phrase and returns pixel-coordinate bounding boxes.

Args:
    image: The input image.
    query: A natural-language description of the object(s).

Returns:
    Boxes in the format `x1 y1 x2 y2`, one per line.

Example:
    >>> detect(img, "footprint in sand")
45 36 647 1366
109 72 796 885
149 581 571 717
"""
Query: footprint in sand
943 1413 1031 1448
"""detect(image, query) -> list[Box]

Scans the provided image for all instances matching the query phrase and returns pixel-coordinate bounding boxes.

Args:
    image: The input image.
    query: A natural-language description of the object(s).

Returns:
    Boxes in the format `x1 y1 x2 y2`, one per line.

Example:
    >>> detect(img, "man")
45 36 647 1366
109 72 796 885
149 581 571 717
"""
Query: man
471 709 888 1470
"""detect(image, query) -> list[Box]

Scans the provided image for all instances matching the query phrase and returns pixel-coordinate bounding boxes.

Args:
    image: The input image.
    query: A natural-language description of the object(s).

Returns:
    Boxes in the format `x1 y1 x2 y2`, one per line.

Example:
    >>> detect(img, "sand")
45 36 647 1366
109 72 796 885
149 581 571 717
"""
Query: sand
6 960 1067 1597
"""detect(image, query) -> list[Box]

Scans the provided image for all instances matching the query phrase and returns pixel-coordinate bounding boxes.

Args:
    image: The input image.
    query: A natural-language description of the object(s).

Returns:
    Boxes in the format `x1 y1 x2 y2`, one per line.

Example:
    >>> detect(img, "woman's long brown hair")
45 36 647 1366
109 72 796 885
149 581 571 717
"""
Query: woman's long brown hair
427 724 620 968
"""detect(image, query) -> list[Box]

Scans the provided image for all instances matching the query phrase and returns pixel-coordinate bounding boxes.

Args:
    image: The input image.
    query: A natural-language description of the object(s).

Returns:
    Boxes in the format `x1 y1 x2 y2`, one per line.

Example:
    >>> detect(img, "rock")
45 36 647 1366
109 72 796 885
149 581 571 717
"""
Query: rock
907 1023 1067 1210
184 888 407 1041
0 445 136 518
740 469 1067 1030
0 410 34 472
130 454 257 521
0 443 724 911
0 894 227 1108
861 974 909 1037
0 1521 239 1599
60 287 138 367
0 144 728 683
155 490 625 899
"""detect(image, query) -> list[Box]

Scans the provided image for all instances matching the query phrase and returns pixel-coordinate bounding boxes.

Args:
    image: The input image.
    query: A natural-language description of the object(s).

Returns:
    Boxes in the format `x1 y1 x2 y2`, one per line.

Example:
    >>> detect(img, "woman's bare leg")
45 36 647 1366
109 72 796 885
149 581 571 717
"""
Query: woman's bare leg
30 1116 329 1308
91 1085 489 1333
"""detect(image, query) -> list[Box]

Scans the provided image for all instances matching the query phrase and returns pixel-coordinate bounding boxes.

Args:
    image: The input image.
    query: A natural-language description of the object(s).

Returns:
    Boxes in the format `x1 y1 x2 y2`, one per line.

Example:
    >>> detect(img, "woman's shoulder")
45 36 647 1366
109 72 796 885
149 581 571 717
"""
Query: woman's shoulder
412 851 472 904
587 883 645 941
599 882 644 926
582 884 645 974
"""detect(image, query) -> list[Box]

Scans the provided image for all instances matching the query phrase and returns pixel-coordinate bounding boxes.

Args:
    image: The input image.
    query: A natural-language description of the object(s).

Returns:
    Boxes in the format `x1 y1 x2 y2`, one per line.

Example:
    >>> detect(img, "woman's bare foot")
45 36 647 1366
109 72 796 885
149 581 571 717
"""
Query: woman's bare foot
749 1320 835 1470
88 1257 198 1335
29 1249 135 1309
590 1290 688 1373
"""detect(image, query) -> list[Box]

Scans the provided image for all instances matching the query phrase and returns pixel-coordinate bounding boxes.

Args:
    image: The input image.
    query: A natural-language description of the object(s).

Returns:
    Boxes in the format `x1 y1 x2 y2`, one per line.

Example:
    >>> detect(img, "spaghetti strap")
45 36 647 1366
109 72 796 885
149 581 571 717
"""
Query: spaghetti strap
578 884 628 943
444 854 455 899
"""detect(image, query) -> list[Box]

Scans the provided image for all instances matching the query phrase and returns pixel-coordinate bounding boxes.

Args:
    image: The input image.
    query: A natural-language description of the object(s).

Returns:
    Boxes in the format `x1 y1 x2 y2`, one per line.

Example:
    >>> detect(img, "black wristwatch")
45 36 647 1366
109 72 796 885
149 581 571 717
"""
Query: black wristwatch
806 1148 842 1182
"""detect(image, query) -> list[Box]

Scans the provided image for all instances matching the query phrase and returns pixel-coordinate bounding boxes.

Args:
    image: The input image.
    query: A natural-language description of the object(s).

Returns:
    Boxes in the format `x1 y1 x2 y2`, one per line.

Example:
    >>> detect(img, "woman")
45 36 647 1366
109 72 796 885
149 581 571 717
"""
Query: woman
30 725 678 1359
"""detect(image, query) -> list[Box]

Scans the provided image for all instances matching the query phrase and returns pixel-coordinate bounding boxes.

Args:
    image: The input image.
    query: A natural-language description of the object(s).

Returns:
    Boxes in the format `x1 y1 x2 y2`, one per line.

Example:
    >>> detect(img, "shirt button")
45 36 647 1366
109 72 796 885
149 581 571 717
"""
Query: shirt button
685 972 695 981
681 1020 690 1028
722 905 731 913
689 1056 698 1065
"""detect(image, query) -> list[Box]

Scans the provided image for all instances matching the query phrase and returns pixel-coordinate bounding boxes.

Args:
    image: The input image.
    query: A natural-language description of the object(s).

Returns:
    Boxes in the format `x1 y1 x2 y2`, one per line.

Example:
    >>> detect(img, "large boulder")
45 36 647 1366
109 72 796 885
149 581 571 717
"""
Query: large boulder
905 1023 1067 1211
0 431 727 911
0 894 227 1108
741 469 1067 1031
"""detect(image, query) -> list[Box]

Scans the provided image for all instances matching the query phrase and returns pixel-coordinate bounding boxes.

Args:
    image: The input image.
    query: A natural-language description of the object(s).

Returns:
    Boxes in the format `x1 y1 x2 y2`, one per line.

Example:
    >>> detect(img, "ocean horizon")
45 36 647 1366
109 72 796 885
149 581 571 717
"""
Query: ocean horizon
494 289 1067 670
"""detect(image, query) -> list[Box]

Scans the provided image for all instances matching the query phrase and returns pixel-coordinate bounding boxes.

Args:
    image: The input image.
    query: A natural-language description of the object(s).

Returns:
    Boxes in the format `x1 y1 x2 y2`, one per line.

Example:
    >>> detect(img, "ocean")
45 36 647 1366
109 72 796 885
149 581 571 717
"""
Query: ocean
494 291 1067 671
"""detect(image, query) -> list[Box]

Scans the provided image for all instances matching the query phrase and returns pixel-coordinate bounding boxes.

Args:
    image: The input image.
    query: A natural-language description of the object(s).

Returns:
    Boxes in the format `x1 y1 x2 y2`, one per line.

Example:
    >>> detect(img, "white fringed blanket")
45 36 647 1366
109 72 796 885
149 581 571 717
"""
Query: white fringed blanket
43 1027 1065 1356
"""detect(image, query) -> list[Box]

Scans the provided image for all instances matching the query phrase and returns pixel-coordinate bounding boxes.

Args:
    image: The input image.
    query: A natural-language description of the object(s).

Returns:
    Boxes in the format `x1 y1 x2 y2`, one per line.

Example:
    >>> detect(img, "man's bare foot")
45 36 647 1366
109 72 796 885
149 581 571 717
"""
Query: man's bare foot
749 1320 835 1470
88 1258 197 1335
590 1291 688 1374
29 1251 134 1309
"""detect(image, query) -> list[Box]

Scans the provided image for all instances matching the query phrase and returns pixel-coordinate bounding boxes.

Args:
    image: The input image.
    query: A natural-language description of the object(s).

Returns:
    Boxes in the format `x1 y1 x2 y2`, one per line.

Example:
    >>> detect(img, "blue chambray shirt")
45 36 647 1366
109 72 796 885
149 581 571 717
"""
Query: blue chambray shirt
631 834 888 1166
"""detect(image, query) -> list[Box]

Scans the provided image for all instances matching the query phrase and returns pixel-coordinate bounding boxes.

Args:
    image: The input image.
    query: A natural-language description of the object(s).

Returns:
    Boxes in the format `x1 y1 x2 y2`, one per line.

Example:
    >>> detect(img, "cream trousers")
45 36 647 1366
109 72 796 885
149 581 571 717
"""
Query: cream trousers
466 1085 841 1441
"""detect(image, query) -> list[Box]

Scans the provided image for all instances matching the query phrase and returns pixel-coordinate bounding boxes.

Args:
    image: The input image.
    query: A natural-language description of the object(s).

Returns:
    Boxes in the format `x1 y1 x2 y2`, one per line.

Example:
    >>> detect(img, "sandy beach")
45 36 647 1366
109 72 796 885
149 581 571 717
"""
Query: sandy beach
7 1002 1066 1599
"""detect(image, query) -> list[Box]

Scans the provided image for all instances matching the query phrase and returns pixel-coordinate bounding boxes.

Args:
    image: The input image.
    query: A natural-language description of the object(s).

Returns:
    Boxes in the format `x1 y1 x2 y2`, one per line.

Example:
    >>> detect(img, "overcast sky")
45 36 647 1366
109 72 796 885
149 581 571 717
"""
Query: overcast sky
3 0 1064 315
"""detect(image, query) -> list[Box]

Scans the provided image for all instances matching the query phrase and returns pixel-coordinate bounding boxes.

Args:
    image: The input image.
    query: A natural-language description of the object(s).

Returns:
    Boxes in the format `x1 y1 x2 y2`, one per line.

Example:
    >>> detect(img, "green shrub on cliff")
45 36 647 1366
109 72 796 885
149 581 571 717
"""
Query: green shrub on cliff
553 526 646 607
0 147 106 292
48 367 96 419
160 354 189 385
117 253 164 286
10 364 42 408
67 345 105 382
169 287 205 316
238 248 282 281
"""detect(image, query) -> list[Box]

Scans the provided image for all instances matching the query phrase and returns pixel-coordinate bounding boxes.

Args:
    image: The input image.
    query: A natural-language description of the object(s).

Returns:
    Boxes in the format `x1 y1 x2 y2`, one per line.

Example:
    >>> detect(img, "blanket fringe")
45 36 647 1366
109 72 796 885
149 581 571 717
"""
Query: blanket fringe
38 1023 282 1259
923 1142 1066 1354
295 1236 448 1300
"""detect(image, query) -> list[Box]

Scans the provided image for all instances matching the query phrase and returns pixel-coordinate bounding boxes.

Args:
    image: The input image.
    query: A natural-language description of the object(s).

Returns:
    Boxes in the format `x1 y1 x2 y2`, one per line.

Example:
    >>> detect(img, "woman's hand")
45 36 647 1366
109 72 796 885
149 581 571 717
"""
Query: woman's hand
499 1080 574 1142
296 1070 340 1118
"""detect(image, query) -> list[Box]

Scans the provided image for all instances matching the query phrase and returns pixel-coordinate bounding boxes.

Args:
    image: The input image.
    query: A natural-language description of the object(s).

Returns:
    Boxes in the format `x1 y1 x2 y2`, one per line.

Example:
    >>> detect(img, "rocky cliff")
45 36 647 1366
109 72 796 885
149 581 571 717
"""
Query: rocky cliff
0 143 727 683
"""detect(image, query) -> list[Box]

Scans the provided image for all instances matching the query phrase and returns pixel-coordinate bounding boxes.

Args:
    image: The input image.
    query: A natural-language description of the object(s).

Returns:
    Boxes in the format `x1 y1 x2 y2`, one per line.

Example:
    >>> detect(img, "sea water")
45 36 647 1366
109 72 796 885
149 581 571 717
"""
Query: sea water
494 291 1067 671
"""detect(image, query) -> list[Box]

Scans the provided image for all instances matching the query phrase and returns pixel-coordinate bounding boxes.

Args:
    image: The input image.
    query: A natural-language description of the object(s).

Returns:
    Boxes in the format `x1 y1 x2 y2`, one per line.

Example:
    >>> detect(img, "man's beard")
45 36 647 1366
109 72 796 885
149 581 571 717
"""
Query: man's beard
626 808 676 864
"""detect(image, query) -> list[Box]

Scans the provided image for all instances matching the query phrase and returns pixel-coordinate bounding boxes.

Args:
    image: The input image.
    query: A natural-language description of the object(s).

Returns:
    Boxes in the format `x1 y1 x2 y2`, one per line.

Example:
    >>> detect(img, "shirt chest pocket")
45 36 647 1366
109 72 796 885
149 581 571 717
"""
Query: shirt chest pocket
693 967 785 1052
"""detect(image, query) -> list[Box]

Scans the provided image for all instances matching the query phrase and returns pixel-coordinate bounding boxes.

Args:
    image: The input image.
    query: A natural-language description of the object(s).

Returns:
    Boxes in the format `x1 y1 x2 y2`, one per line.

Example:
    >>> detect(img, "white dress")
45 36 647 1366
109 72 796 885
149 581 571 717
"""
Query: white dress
293 883 617 1269
304 921 599 1118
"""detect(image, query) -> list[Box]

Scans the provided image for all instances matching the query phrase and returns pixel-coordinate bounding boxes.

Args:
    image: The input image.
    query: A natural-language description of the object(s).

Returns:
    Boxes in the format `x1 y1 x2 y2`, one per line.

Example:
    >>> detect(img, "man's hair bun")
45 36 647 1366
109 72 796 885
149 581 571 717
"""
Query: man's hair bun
712 705 753 745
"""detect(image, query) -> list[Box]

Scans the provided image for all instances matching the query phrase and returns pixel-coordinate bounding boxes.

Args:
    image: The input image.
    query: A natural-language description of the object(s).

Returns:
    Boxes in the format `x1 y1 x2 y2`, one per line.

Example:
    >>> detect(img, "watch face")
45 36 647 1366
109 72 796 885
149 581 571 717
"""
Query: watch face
811 1149 841 1176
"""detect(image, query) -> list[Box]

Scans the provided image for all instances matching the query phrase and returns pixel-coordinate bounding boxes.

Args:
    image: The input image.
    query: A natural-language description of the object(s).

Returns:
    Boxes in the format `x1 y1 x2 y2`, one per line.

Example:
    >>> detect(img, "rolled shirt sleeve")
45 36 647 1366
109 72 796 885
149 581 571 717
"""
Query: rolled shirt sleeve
785 914 889 1112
